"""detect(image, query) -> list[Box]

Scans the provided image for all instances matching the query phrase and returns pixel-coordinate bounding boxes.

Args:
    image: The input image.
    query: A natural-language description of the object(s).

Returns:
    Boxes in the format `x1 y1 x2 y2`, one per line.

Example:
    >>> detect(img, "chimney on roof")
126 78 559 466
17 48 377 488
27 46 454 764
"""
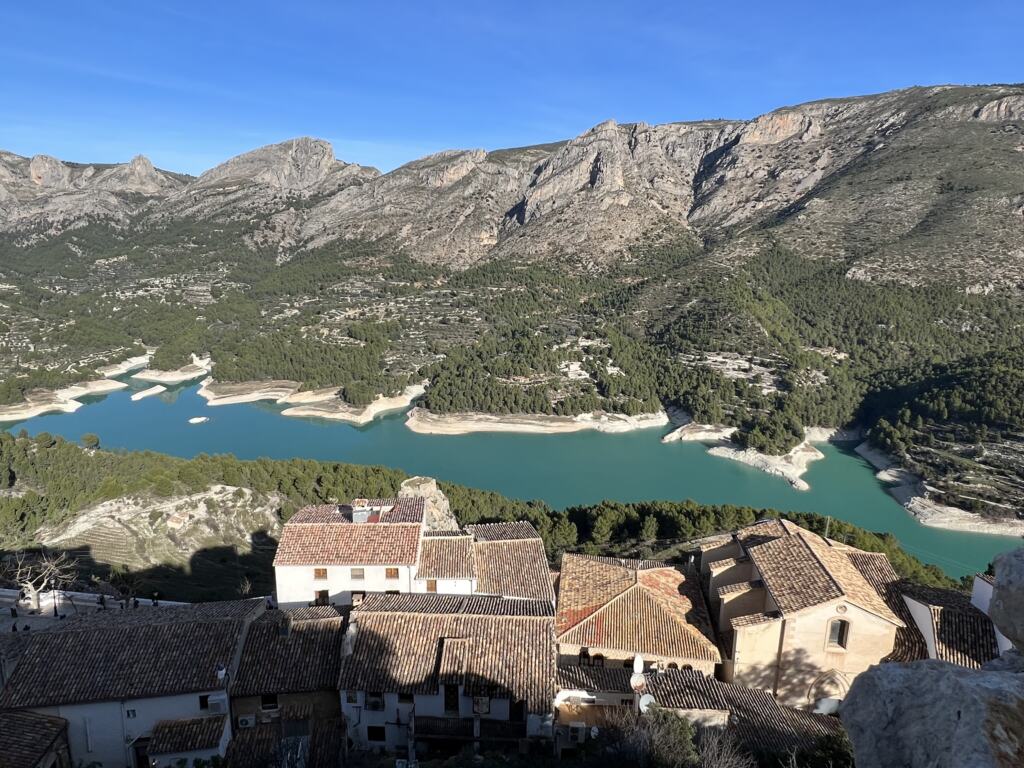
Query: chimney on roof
351 499 371 523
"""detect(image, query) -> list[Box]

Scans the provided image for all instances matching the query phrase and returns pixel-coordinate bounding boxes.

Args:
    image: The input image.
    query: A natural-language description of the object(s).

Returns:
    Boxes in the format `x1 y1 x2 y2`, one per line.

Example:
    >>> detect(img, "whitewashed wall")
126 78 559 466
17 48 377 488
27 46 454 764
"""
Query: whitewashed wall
275 564 414 608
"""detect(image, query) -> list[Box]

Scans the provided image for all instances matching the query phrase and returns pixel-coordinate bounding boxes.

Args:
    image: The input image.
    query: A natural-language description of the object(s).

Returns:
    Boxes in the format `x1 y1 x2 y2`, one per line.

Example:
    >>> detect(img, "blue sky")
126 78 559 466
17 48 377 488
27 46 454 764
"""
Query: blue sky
2 1 1021 175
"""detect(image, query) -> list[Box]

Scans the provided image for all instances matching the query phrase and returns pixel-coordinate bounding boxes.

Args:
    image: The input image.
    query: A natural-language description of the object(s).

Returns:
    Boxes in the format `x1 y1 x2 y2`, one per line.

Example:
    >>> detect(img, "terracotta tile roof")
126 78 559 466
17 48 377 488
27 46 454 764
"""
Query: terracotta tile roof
225 719 342 768
473 537 555 602
556 665 634 693
645 670 845 757
0 602 257 708
416 535 475 580
976 572 996 586
283 605 347 622
846 551 928 662
61 599 264 629
274 521 421 566
357 592 554 617
287 505 349 525
901 583 999 669
339 599 555 714
0 711 67 768
556 554 720 663
149 715 226 756
231 610 345 697
730 612 781 629
379 497 425 523
745 532 903 625
717 580 763 596
466 520 542 541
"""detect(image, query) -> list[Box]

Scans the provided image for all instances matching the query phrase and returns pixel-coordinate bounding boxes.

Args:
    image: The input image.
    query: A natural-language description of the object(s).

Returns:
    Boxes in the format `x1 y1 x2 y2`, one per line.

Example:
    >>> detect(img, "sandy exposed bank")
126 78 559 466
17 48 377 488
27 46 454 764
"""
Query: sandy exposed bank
282 384 427 425
708 441 825 491
132 355 212 385
197 378 301 406
0 379 130 422
0 394 83 422
404 407 670 435
131 385 167 401
854 441 1024 537
663 417 862 490
55 379 128 400
662 420 737 444
96 354 152 378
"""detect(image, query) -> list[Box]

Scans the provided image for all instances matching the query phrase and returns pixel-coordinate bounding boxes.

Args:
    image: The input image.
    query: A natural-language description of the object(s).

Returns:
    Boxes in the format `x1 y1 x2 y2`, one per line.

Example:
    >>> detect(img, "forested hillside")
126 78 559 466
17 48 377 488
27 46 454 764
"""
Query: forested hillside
3 84 1024 520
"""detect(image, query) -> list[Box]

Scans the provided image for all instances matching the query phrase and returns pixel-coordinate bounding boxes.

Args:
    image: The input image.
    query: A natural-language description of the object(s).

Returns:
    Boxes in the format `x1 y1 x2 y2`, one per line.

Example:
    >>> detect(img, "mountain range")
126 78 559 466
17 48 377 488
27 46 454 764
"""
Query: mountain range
3 83 1023 284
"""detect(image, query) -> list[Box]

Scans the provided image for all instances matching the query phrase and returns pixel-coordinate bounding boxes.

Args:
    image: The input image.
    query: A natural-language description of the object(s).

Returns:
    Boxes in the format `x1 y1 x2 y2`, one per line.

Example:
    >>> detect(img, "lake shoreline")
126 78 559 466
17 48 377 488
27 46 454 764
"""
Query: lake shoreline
404 407 670 435
661 418 863 491
854 441 1024 538
0 379 128 422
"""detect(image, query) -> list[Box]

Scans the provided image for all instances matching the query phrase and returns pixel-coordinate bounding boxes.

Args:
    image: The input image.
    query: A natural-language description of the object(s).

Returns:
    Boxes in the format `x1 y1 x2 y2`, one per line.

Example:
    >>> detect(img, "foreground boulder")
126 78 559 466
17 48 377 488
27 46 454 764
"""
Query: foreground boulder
841 660 1024 767
842 547 1024 767
990 548 1024 650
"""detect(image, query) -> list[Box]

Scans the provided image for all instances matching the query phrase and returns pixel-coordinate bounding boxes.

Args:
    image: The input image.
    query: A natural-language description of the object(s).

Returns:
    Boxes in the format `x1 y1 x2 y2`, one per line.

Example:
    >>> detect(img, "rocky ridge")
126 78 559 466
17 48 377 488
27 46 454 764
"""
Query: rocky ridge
4 84 1024 279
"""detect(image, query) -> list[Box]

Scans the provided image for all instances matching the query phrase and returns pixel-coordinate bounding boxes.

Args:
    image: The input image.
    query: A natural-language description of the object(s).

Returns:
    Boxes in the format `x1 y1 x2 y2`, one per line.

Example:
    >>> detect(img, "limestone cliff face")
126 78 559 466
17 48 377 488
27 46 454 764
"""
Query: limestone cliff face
0 150 186 233
3 83 1024 283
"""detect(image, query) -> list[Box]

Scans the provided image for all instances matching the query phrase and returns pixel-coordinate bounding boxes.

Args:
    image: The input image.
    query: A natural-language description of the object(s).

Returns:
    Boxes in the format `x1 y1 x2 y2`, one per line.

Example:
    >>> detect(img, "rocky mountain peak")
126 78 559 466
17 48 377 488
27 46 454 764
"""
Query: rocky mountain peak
28 154 72 189
194 136 342 191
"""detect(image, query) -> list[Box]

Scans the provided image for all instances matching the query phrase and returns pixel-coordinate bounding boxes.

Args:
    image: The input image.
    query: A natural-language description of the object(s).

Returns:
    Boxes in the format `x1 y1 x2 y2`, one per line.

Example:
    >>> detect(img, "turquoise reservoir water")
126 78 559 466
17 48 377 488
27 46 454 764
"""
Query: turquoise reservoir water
7 382 1021 577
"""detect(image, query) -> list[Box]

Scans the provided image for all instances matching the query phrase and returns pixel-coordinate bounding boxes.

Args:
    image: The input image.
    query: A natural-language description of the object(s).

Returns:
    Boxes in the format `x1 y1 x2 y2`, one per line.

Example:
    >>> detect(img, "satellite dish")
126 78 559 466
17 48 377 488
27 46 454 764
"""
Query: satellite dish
638 693 656 713
590 726 600 739
630 672 647 692
632 655 644 674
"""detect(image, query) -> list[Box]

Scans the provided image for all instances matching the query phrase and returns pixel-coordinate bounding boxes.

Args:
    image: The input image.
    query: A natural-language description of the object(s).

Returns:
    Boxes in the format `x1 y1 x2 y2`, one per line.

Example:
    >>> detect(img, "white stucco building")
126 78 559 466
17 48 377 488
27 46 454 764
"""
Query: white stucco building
273 500 555 609
0 601 262 768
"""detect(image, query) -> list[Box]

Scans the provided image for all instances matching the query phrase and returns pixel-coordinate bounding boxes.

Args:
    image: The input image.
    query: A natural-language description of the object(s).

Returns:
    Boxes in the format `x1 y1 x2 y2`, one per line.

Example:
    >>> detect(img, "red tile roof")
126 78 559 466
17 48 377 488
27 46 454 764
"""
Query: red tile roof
416 535 475 580
474 538 555 602
556 554 720 663
339 598 555 714
232 609 346 697
274 520 421 566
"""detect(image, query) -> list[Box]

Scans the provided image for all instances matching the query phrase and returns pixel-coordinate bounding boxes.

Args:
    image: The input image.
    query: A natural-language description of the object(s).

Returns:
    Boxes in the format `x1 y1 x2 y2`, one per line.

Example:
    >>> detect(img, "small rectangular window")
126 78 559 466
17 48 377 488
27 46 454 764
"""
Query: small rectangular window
314 568 327 580
367 725 386 742
345 690 358 704
199 694 210 710
261 693 279 711
366 692 384 711
125 709 137 719
351 567 365 580
828 619 850 649
385 567 399 579
314 590 329 606
426 579 437 593
398 691 414 704
473 696 490 715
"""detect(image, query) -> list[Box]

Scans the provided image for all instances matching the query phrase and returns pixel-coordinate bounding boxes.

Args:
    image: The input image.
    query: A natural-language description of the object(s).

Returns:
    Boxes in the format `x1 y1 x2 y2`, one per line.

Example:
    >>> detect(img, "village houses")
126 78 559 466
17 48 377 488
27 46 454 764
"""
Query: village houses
0 498 1010 767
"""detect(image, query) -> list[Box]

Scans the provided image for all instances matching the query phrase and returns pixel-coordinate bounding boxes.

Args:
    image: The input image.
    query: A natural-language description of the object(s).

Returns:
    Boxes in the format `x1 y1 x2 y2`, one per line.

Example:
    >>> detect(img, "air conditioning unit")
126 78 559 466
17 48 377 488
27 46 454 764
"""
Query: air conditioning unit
208 695 228 714
238 715 256 729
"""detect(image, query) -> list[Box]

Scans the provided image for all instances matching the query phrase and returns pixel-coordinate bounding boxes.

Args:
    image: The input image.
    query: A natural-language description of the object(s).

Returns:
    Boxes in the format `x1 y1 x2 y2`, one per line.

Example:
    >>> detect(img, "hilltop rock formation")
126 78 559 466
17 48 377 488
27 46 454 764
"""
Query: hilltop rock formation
842 547 1024 768
398 475 458 531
